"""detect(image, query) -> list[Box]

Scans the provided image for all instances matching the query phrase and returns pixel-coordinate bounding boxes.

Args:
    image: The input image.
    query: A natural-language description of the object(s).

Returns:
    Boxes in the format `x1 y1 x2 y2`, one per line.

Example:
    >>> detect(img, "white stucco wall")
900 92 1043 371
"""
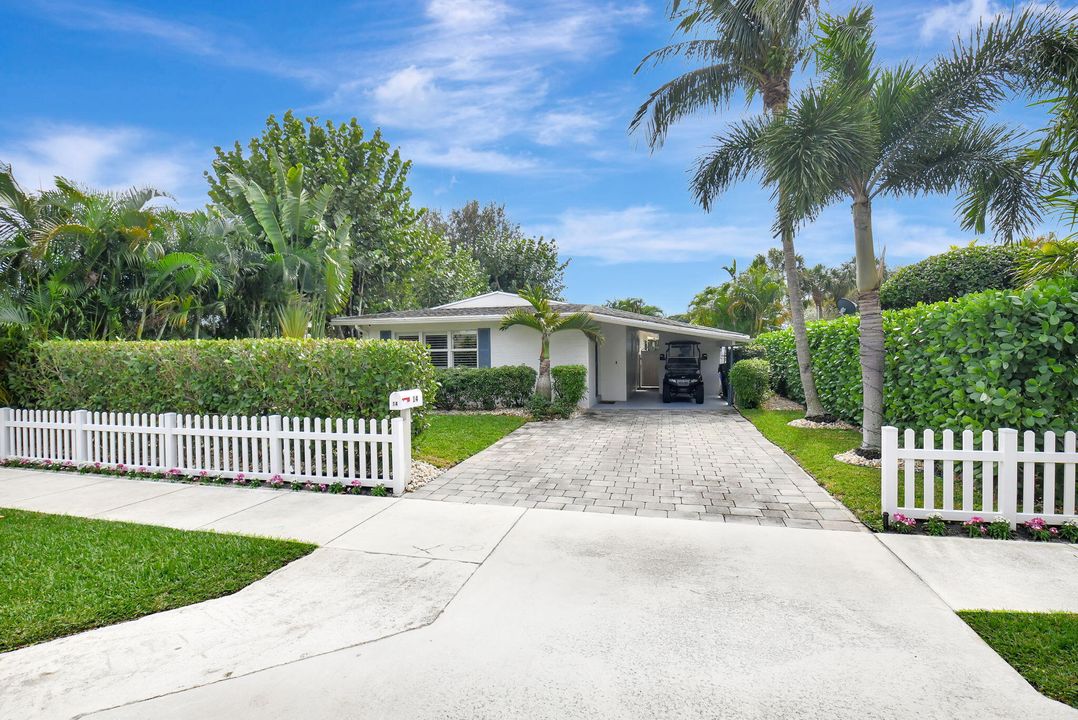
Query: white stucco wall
359 321 596 407
597 322 628 402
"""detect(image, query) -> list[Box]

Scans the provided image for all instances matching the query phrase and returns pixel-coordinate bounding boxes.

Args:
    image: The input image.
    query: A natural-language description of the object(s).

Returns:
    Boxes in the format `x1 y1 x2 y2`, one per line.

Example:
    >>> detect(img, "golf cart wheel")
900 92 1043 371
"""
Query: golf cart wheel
694 386 705 404
662 386 671 403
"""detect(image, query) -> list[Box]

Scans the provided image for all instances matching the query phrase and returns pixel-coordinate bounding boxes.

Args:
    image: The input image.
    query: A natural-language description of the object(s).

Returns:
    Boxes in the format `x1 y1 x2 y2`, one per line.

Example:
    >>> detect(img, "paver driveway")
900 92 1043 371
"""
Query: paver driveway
410 409 863 531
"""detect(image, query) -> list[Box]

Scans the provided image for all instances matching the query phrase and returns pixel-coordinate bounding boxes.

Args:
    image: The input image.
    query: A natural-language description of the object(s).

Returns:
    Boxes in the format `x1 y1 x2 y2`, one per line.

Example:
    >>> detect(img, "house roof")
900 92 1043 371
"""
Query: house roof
331 296 751 343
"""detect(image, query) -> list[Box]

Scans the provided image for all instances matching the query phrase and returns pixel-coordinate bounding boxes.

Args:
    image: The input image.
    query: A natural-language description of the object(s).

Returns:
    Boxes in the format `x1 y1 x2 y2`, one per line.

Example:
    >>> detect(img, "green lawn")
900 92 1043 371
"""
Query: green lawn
0 508 315 652
741 408 883 530
959 611 1078 708
414 413 527 468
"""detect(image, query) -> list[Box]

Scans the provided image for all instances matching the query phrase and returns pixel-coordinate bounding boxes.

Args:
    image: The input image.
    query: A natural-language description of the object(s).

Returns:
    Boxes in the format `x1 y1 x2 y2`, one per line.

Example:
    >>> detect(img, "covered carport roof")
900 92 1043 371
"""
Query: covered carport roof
331 304 750 343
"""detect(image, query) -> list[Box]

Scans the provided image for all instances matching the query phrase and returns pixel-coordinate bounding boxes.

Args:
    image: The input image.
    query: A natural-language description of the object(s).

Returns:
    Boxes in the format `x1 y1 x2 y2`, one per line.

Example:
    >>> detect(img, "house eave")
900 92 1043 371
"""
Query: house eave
330 312 749 343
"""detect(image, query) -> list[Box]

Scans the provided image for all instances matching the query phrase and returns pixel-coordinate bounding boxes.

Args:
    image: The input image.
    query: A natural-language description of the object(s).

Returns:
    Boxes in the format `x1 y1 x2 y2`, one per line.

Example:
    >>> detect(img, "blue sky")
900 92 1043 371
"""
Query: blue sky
0 0 1066 313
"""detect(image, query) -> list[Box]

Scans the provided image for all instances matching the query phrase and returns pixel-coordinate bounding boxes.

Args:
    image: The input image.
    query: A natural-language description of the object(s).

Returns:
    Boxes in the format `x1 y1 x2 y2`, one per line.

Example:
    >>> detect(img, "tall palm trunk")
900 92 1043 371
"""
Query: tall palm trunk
851 194 883 452
770 88 825 419
779 217 826 417
536 335 552 400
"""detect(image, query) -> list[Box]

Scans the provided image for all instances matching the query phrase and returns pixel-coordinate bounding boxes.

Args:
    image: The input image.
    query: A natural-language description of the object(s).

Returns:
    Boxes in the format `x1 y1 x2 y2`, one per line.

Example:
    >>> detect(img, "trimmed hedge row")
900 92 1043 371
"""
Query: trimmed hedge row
434 365 536 410
880 244 1030 310
754 279 1078 434
7 338 439 426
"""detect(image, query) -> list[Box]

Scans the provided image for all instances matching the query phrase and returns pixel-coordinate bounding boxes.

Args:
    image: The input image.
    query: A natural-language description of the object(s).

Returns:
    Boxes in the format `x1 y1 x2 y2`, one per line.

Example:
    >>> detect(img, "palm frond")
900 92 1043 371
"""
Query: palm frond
499 308 544 333
692 116 768 210
630 63 747 148
555 312 605 345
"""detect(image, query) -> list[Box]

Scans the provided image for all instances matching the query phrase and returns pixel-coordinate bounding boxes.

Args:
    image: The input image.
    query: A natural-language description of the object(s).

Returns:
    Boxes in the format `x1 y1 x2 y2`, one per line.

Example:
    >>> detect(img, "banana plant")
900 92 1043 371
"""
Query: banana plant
225 151 353 335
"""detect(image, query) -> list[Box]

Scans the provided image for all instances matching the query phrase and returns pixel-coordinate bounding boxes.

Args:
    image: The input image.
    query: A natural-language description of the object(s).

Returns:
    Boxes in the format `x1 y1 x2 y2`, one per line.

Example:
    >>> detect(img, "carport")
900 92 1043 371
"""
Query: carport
590 313 748 409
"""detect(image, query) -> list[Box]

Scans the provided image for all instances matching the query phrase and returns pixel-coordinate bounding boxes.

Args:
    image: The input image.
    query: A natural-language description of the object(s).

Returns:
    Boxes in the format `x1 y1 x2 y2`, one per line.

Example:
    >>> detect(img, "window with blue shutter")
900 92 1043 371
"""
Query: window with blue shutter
478 328 491 368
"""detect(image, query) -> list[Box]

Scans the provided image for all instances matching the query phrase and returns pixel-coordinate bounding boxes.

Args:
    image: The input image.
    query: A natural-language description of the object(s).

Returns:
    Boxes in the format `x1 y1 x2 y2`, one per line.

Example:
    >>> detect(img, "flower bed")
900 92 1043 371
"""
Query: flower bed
0 457 393 496
885 511 1078 543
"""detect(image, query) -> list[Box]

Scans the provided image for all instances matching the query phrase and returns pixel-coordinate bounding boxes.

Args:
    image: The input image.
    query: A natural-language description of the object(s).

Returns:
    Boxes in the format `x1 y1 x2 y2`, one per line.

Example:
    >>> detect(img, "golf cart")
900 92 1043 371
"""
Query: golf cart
660 341 707 404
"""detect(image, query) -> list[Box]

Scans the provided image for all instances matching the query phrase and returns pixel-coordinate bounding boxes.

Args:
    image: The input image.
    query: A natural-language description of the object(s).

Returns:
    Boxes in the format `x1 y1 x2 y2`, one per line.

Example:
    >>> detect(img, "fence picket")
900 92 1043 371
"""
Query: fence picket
941 430 954 511
1022 430 1036 514
981 431 994 514
1043 431 1057 516
923 429 935 510
1065 432 1076 518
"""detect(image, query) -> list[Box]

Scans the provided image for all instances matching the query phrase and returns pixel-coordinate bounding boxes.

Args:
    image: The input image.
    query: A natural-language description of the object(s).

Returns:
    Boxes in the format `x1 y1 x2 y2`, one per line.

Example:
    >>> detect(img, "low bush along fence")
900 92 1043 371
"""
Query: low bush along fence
753 278 1078 436
882 426 1077 533
435 365 536 410
1 338 439 495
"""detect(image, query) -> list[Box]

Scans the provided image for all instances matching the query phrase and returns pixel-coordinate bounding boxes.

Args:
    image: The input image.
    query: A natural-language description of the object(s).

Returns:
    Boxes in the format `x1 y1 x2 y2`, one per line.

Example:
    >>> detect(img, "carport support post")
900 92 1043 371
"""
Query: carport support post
391 409 411 496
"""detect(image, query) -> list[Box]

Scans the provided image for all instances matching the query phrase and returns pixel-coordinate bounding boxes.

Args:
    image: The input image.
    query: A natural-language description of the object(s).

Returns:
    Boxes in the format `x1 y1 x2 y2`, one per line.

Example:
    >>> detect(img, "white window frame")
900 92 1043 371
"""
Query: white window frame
396 330 478 368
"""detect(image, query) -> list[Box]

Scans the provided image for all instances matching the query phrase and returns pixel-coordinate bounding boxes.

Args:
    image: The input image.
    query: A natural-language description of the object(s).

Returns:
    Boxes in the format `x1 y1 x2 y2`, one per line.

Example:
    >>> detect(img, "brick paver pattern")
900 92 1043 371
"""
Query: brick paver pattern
409 409 864 531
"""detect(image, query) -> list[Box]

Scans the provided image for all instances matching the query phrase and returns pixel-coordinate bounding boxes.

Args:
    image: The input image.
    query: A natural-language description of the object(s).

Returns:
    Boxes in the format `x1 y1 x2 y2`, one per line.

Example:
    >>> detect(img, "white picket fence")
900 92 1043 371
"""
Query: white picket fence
882 425 1077 528
0 407 412 495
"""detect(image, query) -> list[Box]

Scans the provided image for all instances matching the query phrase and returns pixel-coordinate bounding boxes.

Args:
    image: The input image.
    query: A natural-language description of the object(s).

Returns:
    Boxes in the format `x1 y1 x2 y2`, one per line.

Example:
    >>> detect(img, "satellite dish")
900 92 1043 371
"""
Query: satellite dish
837 298 858 316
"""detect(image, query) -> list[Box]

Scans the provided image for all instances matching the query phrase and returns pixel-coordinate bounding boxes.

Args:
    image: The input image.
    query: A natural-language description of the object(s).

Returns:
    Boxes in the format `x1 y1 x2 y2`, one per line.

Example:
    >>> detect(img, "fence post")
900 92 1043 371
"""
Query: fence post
0 407 10 459
268 415 283 476
391 410 411 496
72 409 88 464
999 428 1019 529
162 412 178 470
881 426 899 525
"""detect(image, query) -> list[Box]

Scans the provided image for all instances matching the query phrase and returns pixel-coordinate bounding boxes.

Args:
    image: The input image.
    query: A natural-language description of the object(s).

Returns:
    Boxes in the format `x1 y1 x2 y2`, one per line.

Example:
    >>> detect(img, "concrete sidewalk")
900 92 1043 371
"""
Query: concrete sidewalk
1 469 1075 719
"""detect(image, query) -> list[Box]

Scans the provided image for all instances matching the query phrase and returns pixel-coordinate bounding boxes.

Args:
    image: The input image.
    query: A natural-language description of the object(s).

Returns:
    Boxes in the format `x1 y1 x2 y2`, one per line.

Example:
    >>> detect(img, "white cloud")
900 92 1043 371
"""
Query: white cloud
918 0 1058 42
535 111 603 146
26 1 322 83
0 124 206 208
326 1 650 173
533 205 773 263
402 142 539 175
426 0 509 28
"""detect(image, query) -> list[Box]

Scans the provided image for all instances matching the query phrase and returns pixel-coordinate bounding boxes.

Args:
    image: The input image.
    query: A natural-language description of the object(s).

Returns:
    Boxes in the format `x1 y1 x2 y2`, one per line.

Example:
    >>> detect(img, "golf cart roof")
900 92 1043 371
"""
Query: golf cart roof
666 340 701 346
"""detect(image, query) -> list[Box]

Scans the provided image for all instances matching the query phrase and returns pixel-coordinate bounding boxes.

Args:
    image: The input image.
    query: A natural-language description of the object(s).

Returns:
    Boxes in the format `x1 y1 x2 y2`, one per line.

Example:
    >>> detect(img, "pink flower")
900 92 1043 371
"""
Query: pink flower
232 473 246 485
1025 517 1046 530
892 513 917 527
963 516 985 526
167 468 182 476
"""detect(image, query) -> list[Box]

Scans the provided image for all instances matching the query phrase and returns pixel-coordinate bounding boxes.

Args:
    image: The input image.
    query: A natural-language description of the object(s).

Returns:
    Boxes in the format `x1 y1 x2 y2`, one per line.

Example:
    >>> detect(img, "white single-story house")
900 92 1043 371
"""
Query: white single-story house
331 291 750 408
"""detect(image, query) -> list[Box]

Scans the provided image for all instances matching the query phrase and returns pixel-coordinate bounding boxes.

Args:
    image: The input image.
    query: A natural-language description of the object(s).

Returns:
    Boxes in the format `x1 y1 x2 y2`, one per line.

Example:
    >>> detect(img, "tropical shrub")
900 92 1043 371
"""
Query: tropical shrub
755 279 1078 434
880 245 1031 310
434 365 536 410
8 338 438 426
552 365 588 409
729 359 771 408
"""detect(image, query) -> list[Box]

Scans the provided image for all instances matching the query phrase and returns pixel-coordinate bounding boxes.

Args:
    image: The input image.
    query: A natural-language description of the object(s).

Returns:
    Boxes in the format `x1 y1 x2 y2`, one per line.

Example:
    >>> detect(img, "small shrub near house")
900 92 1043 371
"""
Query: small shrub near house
729 359 771 409
434 365 536 410
880 244 1031 310
8 338 438 427
755 279 1078 434
529 364 588 420
552 365 587 408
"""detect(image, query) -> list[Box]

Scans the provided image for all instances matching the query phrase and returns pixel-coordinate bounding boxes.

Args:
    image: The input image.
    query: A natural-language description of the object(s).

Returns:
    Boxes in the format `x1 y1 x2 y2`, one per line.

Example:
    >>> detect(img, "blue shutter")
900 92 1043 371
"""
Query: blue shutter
478 328 491 368
379 330 392 340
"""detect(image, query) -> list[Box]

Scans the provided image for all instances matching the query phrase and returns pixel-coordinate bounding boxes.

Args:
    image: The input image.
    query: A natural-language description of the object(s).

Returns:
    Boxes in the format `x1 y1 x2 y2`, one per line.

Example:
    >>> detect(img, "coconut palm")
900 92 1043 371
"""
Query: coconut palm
500 286 604 400
631 0 828 419
696 6 1055 451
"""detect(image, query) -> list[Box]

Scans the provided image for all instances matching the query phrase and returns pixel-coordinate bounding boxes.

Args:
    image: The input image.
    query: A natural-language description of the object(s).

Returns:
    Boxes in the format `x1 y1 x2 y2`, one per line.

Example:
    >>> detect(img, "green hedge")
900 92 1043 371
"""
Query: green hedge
552 365 588 408
434 365 536 410
8 338 438 426
755 279 1078 433
880 244 1030 310
730 359 770 408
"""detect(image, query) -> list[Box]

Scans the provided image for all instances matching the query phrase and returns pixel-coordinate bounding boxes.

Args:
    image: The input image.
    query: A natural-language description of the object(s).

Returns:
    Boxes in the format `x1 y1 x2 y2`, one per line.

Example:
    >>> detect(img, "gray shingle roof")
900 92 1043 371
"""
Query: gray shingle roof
332 303 747 339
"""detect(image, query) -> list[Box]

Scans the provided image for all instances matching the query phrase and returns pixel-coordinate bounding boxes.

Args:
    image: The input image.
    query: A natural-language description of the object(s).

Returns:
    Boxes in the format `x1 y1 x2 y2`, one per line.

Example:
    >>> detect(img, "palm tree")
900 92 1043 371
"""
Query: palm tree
801 264 831 319
500 286 604 400
225 151 354 335
699 6 1054 452
632 0 828 420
